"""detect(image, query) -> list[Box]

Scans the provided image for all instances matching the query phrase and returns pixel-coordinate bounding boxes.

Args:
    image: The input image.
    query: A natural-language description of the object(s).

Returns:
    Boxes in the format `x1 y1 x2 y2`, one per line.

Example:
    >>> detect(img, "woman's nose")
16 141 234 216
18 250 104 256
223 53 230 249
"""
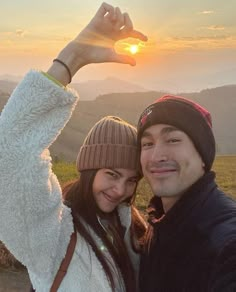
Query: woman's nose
113 181 126 197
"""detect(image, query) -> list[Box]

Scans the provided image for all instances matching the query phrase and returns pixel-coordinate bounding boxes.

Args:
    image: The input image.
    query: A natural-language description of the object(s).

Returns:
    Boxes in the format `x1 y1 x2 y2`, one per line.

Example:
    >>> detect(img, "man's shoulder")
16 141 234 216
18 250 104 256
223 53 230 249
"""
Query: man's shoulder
197 187 236 251
208 195 236 252
205 186 236 212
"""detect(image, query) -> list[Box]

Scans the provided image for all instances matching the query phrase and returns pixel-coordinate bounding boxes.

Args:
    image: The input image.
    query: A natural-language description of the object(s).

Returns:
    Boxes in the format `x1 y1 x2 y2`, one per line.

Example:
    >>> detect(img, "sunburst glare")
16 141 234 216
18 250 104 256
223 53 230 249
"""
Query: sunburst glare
129 44 139 55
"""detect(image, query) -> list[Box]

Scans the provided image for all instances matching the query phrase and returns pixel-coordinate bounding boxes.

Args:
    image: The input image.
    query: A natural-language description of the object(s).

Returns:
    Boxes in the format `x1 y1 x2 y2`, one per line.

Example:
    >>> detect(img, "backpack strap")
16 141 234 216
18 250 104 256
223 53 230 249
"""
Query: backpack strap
50 228 77 292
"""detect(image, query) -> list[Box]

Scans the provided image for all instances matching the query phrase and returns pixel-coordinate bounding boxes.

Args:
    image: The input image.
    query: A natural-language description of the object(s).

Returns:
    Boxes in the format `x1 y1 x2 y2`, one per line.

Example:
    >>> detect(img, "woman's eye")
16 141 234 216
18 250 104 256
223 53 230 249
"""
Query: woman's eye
141 141 153 148
167 138 180 143
107 171 118 178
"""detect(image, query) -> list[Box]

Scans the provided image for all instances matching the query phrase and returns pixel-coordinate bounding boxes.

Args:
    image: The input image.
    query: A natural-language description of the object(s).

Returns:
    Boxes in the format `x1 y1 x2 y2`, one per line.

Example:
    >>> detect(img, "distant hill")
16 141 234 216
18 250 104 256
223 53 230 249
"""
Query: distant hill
49 84 236 160
71 77 149 100
0 80 17 95
0 76 149 101
0 83 235 160
0 74 22 83
0 93 9 111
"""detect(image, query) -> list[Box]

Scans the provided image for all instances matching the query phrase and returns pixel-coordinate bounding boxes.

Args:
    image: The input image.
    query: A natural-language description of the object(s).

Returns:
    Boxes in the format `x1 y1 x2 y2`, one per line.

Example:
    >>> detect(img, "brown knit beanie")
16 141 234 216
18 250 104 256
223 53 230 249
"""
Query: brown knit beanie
76 116 139 171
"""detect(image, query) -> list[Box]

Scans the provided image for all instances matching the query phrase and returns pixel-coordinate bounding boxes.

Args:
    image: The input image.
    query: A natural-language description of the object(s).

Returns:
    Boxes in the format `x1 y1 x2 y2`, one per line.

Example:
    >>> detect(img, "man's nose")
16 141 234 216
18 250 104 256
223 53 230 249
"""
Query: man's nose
151 143 168 162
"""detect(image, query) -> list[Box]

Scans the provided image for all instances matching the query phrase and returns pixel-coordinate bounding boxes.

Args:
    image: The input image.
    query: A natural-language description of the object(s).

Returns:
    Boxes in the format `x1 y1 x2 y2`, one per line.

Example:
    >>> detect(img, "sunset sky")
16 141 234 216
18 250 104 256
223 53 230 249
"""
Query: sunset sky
0 0 235 92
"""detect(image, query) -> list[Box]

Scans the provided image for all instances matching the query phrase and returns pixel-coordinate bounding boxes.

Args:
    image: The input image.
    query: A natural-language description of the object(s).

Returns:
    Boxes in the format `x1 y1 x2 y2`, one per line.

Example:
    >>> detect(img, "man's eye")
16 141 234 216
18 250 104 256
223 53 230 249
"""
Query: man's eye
128 178 138 184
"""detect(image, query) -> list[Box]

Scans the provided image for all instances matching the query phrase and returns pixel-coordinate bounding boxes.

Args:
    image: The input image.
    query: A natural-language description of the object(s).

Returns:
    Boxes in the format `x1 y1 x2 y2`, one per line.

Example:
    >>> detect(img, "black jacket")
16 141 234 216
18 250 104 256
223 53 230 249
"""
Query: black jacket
140 172 236 292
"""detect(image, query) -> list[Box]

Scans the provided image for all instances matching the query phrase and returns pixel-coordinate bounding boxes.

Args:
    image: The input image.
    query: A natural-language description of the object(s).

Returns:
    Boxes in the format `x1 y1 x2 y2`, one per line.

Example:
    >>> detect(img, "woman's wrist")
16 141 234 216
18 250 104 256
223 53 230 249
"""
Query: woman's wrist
47 40 88 86
47 61 71 86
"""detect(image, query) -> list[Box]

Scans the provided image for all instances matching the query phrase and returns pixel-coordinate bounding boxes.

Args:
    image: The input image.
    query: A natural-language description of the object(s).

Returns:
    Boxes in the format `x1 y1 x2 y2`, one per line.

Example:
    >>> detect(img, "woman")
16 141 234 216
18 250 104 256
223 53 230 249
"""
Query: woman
0 2 147 291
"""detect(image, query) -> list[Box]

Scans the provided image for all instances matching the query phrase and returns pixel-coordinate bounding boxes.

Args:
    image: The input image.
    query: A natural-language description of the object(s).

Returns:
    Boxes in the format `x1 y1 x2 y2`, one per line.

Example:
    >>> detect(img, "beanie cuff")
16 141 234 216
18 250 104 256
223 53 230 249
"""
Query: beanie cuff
77 144 139 171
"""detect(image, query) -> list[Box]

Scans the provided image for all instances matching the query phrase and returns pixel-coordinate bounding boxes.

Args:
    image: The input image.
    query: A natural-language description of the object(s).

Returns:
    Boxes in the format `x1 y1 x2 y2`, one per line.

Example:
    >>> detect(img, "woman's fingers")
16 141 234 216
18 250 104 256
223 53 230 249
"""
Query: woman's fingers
122 13 134 32
95 2 115 19
120 13 148 41
113 7 125 30
129 29 148 41
94 3 147 42
113 53 136 66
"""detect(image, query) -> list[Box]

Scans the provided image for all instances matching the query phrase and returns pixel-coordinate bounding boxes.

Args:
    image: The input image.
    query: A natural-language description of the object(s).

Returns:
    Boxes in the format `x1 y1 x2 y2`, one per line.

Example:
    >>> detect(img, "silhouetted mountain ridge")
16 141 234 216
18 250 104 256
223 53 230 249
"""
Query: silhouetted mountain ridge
0 83 235 160
50 84 236 160
0 80 17 95
71 77 149 100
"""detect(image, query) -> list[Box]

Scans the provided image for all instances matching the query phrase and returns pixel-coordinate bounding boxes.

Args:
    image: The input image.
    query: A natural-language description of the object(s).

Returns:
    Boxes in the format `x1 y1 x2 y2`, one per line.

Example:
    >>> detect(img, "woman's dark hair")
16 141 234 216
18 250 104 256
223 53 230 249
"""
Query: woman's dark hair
63 169 146 292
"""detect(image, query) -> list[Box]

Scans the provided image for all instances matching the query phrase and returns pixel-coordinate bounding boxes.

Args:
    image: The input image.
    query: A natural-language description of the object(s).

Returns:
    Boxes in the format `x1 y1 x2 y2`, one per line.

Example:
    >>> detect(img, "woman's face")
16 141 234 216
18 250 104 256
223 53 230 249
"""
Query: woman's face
92 168 139 213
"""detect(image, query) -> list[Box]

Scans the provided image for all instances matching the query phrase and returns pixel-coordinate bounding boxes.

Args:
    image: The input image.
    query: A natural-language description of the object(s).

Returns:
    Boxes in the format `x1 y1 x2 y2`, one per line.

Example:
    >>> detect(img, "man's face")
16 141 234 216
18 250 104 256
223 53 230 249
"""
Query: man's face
140 124 205 201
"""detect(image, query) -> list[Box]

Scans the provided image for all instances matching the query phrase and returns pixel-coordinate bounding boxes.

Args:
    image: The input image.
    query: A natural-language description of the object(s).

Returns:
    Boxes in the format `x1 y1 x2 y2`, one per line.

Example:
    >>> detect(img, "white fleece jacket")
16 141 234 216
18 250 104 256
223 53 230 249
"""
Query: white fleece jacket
0 71 140 292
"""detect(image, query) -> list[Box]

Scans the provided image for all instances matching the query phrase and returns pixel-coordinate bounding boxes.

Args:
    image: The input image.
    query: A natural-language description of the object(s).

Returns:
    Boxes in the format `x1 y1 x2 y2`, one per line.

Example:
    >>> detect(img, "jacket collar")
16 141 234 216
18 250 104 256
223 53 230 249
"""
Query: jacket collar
147 171 217 230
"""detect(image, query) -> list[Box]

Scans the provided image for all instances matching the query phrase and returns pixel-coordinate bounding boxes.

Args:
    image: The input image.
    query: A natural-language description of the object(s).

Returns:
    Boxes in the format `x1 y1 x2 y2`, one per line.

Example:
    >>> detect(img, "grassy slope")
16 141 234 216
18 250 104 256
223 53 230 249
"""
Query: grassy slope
53 155 236 212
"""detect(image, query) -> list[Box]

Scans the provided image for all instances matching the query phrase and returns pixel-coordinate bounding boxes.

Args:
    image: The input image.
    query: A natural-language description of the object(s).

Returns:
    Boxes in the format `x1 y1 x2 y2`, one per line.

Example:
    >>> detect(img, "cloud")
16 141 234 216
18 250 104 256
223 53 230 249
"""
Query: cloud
207 25 225 31
170 35 229 41
198 10 214 15
15 29 27 37
156 35 236 52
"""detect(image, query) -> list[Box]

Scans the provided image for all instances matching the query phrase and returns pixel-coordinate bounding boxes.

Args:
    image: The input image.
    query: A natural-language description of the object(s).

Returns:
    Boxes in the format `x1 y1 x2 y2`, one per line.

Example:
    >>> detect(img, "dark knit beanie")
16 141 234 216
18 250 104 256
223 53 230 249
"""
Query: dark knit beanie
137 95 216 171
76 116 139 171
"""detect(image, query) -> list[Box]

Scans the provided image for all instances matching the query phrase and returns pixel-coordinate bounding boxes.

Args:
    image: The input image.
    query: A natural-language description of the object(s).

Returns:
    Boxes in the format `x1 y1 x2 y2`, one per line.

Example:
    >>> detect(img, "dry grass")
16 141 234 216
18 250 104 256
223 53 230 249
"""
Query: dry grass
213 156 236 199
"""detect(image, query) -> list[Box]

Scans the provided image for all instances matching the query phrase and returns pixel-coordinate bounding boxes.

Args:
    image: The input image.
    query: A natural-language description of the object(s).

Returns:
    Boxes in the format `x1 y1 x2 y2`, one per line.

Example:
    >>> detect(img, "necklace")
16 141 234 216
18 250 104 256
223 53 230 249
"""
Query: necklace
97 215 114 246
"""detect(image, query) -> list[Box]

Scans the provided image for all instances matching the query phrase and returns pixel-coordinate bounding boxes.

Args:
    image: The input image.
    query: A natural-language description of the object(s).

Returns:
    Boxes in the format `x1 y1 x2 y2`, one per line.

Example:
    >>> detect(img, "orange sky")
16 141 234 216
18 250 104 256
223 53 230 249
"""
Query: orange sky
0 0 236 92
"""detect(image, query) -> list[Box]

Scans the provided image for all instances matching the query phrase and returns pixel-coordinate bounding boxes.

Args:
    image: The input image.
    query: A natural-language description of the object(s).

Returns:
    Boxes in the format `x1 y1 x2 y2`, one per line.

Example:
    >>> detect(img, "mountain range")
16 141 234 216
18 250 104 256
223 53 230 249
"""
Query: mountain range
0 76 148 101
0 78 235 161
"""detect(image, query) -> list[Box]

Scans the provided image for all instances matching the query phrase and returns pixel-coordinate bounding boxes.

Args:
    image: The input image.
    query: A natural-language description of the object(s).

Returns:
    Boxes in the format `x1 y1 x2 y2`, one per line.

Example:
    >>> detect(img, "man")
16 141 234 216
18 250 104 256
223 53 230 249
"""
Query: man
137 95 236 292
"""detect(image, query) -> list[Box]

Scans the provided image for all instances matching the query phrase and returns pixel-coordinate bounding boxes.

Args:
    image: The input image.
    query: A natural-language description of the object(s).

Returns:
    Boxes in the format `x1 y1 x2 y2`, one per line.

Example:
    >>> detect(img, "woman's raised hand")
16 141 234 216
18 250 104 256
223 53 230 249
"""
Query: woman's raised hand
48 3 147 85
73 2 147 66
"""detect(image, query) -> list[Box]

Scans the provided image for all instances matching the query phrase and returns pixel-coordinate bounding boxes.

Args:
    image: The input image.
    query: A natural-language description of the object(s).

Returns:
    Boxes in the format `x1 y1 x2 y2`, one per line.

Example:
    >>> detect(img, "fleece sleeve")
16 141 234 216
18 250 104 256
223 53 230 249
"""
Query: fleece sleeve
0 70 79 281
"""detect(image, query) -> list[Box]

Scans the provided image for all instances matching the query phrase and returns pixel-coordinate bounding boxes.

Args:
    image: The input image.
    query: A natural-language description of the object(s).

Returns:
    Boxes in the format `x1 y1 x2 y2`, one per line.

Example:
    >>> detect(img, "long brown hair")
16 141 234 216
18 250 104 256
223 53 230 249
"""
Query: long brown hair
63 169 146 292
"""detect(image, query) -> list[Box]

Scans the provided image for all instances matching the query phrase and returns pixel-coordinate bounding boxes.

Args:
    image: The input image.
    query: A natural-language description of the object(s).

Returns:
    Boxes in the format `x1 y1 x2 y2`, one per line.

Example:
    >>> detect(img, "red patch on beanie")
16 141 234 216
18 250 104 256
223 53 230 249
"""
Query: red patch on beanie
155 95 212 128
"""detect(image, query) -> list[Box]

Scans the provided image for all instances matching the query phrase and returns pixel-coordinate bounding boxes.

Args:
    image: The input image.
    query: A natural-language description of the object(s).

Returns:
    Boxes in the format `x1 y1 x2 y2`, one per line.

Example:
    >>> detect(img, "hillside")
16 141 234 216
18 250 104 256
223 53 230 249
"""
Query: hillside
0 94 9 111
49 85 236 160
70 77 149 100
0 77 148 101
0 80 17 95
0 84 235 160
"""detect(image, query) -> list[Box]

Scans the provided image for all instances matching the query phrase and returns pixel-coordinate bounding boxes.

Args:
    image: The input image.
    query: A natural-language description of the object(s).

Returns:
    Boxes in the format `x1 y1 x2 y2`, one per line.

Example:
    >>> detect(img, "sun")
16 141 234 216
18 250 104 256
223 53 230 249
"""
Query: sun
129 45 139 55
